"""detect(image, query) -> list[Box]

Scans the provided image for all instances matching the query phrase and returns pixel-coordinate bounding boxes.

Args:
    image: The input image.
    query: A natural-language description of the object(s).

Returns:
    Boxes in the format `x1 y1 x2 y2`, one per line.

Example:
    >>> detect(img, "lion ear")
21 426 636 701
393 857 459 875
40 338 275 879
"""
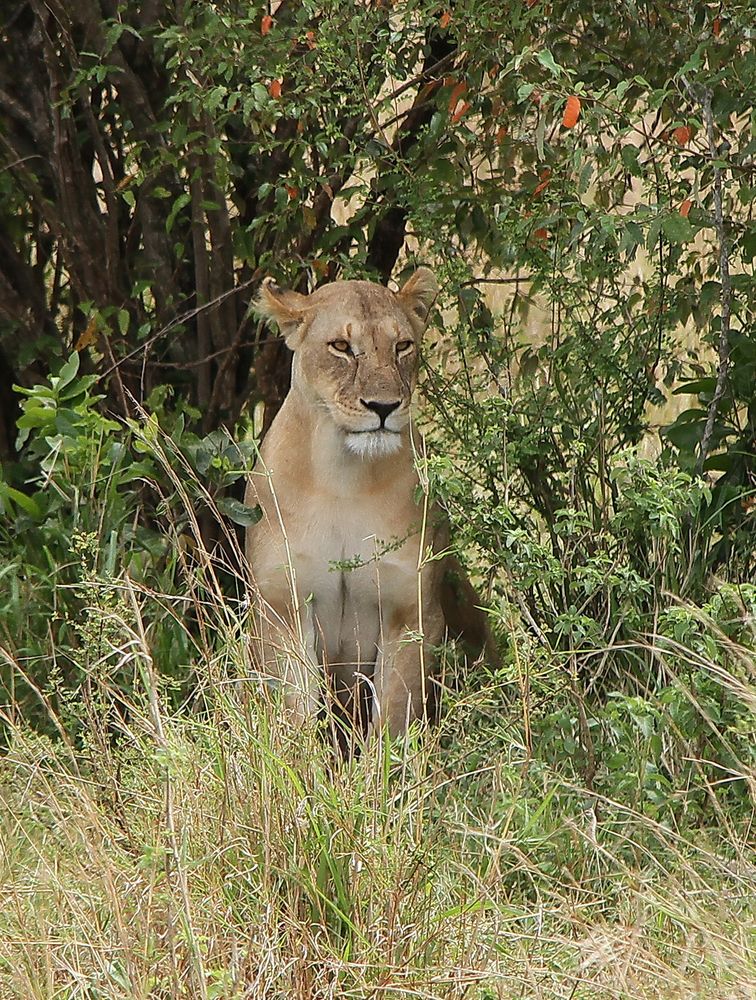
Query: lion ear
396 267 438 328
255 277 309 349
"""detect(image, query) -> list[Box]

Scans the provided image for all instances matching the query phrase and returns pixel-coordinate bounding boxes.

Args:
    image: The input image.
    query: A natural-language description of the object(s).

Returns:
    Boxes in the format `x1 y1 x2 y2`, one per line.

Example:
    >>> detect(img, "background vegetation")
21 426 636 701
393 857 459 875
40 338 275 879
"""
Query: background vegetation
0 1 754 996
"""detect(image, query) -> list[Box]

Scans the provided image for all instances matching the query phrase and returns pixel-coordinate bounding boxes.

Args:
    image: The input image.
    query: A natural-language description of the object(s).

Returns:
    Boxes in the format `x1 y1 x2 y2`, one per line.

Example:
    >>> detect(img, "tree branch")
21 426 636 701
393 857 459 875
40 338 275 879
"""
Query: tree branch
688 84 733 476
365 28 458 282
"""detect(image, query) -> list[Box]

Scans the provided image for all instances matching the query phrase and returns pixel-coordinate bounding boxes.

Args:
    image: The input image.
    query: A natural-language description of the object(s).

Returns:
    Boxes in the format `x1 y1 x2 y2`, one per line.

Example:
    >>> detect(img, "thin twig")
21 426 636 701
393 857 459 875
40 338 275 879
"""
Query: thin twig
384 50 458 106
686 83 733 476
460 276 531 287
100 276 259 378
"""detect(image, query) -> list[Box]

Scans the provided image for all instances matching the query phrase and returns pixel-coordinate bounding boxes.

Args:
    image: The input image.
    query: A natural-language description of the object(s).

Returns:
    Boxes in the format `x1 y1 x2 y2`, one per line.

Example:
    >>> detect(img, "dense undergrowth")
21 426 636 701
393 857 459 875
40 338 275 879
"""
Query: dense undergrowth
0 346 754 998
2 663 755 998
1 1 755 996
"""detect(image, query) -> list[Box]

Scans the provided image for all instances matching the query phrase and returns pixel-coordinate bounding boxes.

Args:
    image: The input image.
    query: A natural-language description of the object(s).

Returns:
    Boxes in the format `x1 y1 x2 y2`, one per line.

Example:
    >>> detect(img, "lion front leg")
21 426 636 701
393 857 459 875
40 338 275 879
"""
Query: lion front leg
251 596 321 725
371 601 444 736
371 636 425 735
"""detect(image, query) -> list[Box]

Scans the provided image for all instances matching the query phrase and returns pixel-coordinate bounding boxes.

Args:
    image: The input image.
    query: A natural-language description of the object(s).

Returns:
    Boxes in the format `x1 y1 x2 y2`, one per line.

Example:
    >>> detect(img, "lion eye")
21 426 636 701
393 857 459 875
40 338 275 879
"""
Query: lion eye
396 340 414 355
329 339 352 354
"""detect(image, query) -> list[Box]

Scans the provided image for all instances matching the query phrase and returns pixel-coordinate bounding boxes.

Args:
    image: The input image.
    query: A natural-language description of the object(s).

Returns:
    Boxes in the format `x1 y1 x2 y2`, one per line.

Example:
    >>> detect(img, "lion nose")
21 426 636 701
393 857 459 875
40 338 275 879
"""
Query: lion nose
360 399 401 427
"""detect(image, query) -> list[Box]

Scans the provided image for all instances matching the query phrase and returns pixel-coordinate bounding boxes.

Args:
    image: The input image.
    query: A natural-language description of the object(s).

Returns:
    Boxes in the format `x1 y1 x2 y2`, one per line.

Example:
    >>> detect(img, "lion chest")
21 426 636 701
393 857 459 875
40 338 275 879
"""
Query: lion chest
254 494 417 672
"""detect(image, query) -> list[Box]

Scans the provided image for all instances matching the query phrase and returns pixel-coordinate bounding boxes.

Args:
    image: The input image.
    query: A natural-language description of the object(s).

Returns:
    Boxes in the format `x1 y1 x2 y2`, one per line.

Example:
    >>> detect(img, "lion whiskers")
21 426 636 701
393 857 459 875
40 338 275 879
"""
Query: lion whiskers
345 430 404 459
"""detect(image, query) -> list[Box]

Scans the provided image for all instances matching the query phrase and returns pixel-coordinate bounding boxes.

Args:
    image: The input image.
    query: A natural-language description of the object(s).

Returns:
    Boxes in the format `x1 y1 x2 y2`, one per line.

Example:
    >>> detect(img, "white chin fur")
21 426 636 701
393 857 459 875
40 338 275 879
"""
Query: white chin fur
345 431 403 459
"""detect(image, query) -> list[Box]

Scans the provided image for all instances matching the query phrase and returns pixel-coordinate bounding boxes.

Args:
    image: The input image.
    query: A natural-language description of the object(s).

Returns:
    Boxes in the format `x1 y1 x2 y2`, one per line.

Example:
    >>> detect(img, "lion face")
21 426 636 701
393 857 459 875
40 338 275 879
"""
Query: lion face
256 270 438 458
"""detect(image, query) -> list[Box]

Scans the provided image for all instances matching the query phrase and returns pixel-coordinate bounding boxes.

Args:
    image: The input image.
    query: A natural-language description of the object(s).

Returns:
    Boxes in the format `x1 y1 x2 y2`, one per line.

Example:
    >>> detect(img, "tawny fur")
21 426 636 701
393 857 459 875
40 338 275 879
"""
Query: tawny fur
245 269 486 736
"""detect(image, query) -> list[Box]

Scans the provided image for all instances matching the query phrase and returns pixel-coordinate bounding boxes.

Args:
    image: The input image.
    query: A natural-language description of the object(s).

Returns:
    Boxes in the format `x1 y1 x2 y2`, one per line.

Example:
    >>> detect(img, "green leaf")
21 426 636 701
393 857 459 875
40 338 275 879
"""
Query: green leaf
166 192 191 234
517 82 535 102
620 144 641 176
59 374 99 401
55 353 80 393
16 401 55 427
678 46 704 76
535 115 546 160
661 213 694 244
646 215 663 251
672 377 716 396
619 221 643 255
433 159 457 184
663 418 705 450
0 485 41 518
217 497 262 527
703 453 734 473
536 49 561 76
577 161 593 194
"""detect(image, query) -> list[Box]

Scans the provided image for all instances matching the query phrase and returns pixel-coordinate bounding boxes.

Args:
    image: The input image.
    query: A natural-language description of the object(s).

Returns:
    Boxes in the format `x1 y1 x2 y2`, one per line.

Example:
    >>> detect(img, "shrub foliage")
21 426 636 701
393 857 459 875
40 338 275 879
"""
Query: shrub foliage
1 2 755 994
1 0 755 831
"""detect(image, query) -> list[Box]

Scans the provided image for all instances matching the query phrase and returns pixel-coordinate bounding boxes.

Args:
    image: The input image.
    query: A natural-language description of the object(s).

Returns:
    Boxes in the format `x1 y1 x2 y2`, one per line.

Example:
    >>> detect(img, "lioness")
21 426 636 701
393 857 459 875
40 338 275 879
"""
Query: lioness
245 269 485 737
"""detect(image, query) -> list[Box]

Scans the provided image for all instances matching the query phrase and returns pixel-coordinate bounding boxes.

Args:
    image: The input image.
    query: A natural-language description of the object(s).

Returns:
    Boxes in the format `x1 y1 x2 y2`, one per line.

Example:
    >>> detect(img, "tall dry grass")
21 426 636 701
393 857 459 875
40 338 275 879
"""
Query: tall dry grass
1 420 754 999
2 564 754 998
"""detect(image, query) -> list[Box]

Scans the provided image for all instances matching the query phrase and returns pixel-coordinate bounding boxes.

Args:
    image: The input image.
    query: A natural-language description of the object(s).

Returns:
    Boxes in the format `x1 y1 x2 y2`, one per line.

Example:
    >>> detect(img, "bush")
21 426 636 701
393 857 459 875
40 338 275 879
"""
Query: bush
0 4 754 991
